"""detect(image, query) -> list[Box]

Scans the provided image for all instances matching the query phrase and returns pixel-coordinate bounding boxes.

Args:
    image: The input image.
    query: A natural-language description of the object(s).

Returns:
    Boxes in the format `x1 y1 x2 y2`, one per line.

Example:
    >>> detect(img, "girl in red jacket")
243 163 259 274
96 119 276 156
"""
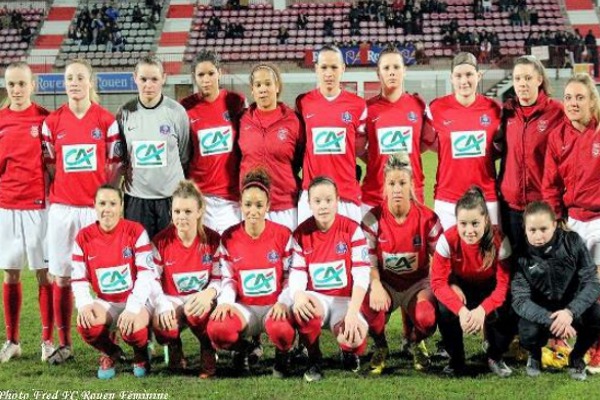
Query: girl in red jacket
239 62 304 231
497 56 563 253
431 187 514 377
542 73 600 372
151 180 221 378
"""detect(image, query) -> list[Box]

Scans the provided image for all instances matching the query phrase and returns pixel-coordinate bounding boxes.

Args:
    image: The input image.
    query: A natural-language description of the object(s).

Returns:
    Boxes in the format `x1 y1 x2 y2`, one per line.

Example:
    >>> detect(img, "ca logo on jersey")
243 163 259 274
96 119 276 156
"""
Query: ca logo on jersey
96 264 133 294
377 127 413 154
312 128 347 154
63 144 97 172
240 268 277 297
199 126 233 156
451 131 486 158
133 141 167 168
173 271 209 293
382 252 418 275
309 261 348 290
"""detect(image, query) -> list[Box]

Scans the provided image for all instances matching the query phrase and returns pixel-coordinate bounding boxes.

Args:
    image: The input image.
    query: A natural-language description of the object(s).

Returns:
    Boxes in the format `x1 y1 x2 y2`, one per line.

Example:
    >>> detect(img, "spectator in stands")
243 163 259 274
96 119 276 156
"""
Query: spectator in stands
151 1 162 23
296 12 308 30
350 15 361 36
206 18 219 39
479 39 492 63
210 0 224 9
385 12 395 28
585 29 596 56
415 40 426 64
392 0 405 11
105 5 119 23
132 5 144 24
277 26 289 45
20 22 32 44
323 18 334 37
90 14 105 45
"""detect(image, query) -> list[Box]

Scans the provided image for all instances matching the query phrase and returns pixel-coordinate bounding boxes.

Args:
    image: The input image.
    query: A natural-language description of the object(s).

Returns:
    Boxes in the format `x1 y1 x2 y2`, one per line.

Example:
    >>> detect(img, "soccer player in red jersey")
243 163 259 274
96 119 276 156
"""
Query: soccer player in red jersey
151 180 221 378
296 45 367 224
542 73 600 372
207 169 296 378
496 56 563 253
361 153 442 373
180 50 246 234
290 177 371 382
361 47 429 214
0 62 53 363
424 53 501 230
431 187 514 377
41 59 121 365
239 62 304 231
72 185 156 379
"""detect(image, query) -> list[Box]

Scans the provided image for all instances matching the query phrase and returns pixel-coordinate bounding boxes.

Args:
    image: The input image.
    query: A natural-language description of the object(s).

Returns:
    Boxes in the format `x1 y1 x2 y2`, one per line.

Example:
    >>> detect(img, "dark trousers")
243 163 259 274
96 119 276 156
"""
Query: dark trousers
124 194 172 239
437 281 516 367
518 302 600 366
500 203 525 257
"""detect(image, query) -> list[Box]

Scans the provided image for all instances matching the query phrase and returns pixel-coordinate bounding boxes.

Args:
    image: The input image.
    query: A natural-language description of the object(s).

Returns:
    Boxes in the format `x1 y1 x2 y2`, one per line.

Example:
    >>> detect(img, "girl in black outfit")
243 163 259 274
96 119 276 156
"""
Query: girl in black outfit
512 201 600 380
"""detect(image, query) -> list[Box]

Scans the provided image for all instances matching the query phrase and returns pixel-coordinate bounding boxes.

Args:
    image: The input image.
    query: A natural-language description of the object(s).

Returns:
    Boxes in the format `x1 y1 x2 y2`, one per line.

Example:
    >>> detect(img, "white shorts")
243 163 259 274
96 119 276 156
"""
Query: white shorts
231 303 272 337
382 277 430 312
298 191 362 225
48 204 96 277
306 291 367 332
95 299 154 329
164 294 193 307
568 217 600 265
434 199 500 230
0 208 48 270
360 203 375 217
267 208 298 231
203 195 241 234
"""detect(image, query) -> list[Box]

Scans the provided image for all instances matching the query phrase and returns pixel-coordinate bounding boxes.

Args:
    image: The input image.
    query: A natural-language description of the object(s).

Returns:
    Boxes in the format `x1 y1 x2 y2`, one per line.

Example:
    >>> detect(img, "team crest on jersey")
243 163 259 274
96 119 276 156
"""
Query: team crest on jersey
91 127 102 140
278 128 288 141
407 111 418 122
159 124 171 136
341 111 352 123
413 235 422 249
538 120 548 133
202 253 212 264
30 126 39 137
223 111 231 122
122 247 133 258
267 250 280 263
592 143 600 157
336 241 348 255
480 114 491 127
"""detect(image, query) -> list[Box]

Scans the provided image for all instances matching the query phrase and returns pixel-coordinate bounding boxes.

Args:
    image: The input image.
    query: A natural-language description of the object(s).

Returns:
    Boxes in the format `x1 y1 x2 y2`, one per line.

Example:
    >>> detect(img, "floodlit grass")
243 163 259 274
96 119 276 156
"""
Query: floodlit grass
2 152 600 399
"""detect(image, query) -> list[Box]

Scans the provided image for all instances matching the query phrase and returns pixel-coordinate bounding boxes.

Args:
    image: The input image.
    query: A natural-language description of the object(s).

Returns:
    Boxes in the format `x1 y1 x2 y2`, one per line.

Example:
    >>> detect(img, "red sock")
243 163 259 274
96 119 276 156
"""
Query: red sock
153 327 180 345
77 324 120 355
186 313 210 340
294 315 322 347
409 300 437 342
38 284 53 342
3 283 22 343
360 297 386 336
265 316 295 352
53 283 73 346
121 327 149 349
206 313 242 350
340 338 368 355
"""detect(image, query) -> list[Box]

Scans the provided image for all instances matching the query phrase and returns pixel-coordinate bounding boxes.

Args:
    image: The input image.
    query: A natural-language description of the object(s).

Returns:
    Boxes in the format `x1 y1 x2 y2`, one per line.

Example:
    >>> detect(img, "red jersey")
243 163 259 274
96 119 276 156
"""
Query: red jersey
498 92 563 211
296 89 367 205
0 103 50 209
426 94 501 202
543 118 600 221
152 224 221 297
430 226 511 315
181 90 246 201
291 215 370 297
71 219 155 308
362 93 427 206
41 103 121 207
220 220 293 306
239 103 304 211
362 203 442 291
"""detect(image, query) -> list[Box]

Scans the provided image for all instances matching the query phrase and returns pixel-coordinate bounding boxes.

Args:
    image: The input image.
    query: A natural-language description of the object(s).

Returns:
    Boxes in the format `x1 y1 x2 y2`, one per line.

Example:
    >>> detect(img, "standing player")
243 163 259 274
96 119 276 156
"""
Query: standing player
180 50 246 234
497 56 563 252
42 58 121 364
542 73 600 372
239 62 304 231
424 52 502 229
361 153 442 373
291 177 371 382
72 185 156 379
151 180 221 378
431 187 514 377
296 45 367 224
361 46 429 213
0 62 53 362
117 56 190 239
206 169 296 378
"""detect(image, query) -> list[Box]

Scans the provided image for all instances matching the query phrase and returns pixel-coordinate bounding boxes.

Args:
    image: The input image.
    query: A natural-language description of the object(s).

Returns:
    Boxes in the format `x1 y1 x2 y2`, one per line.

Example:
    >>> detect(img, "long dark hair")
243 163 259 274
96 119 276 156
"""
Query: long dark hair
456 186 495 270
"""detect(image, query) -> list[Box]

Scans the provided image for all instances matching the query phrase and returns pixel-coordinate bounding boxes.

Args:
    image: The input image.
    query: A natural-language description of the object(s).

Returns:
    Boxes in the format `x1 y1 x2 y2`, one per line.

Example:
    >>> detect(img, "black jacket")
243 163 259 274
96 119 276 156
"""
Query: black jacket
512 229 600 326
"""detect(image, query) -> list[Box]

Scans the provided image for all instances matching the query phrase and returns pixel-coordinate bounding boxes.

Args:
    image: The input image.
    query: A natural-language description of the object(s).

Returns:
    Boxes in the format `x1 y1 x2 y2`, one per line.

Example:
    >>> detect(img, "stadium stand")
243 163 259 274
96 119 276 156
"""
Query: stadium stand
0 5 44 68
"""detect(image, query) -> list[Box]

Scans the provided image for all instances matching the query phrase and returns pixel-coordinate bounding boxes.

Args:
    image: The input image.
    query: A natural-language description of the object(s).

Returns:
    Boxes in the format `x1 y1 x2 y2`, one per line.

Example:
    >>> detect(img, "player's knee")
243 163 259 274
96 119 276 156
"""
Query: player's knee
206 314 242 350
265 317 295 352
